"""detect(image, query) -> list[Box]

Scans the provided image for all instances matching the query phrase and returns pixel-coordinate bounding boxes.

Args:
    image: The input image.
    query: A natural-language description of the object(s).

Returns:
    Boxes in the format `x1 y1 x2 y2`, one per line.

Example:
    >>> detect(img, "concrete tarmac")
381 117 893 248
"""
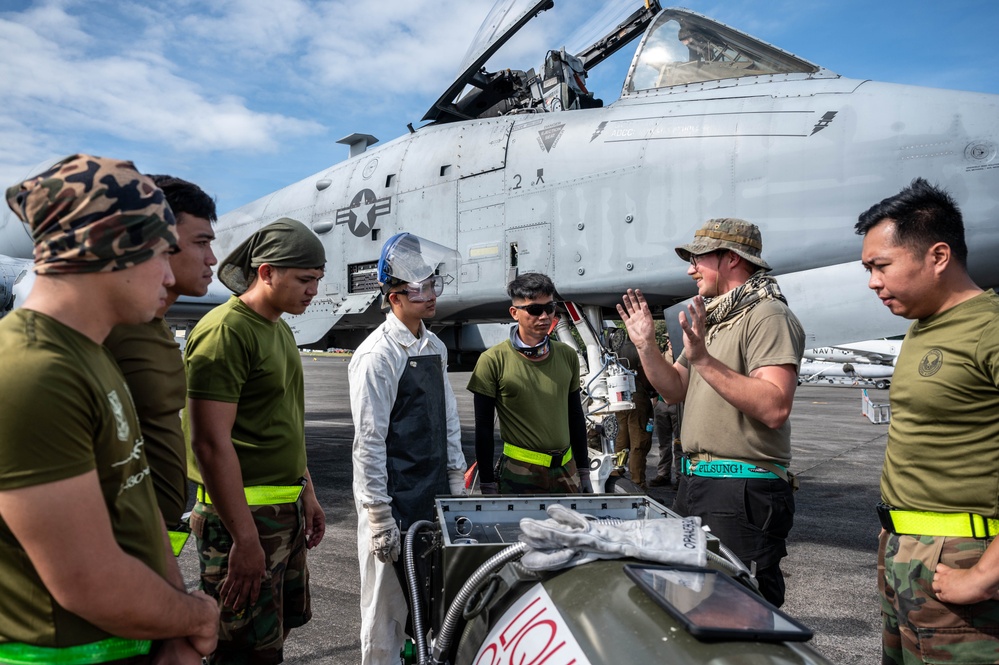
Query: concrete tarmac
179 355 889 663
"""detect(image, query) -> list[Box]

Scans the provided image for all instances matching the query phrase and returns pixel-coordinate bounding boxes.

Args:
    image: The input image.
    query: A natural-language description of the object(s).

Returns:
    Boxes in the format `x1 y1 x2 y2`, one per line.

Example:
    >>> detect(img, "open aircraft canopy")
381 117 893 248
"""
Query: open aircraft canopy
422 0 552 123
423 0 834 124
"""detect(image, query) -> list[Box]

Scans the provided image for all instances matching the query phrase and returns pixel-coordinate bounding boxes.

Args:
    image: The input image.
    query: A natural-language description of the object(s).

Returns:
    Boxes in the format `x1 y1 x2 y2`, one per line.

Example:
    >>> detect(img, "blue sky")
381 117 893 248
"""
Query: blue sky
2 0 997 216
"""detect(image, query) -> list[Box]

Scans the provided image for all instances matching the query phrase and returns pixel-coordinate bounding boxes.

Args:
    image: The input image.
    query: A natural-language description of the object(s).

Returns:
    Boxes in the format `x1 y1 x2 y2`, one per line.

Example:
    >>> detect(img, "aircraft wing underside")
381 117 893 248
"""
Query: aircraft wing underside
286 290 382 346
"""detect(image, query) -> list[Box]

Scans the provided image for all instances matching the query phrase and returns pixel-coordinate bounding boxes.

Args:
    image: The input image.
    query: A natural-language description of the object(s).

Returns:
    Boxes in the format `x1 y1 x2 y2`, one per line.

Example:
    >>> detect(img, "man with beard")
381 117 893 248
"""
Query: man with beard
618 218 804 607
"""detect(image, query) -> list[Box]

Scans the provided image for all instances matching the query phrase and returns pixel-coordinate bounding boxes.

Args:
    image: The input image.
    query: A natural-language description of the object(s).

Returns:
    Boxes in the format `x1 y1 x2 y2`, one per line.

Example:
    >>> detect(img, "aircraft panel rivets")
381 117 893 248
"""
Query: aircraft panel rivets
577 268 585 275
577 223 584 230
626 263 634 271
625 215 634 223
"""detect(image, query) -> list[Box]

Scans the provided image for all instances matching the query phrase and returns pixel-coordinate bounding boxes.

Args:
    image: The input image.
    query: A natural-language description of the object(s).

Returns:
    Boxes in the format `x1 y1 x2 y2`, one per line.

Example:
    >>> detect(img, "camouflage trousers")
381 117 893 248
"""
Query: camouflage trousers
190 501 312 665
498 455 581 494
879 531 999 664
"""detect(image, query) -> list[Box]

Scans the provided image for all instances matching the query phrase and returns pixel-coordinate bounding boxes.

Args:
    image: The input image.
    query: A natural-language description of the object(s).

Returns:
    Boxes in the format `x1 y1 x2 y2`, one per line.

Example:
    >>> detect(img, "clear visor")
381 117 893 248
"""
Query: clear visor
382 234 459 284
400 275 444 302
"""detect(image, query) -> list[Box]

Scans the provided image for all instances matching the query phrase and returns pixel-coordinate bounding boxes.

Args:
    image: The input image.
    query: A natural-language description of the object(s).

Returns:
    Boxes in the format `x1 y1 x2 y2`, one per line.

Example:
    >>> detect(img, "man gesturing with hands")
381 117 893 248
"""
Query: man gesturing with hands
618 218 804 608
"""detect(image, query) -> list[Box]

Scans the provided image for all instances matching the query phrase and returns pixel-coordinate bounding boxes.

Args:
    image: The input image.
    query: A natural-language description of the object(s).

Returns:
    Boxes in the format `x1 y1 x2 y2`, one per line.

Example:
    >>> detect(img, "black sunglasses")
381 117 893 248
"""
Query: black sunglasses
513 302 558 316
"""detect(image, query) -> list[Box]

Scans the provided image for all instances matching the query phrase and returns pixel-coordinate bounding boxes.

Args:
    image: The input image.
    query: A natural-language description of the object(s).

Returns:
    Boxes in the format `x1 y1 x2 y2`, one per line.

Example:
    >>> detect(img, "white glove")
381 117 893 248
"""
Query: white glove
577 468 594 494
519 504 706 571
448 468 468 496
367 503 400 563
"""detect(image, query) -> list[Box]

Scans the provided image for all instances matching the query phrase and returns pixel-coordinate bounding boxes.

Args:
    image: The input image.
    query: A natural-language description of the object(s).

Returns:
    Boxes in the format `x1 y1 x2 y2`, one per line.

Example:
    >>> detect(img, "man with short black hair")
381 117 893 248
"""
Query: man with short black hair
185 218 327 664
468 272 590 494
105 174 217 550
0 154 218 663
856 178 999 663
349 233 466 665
619 218 804 607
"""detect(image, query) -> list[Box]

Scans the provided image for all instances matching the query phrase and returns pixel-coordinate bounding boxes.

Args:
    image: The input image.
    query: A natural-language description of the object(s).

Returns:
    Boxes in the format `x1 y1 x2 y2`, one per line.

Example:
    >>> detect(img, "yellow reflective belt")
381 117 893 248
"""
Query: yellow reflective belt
0 637 150 664
502 442 572 468
196 483 304 506
889 510 999 538
168 529 190 556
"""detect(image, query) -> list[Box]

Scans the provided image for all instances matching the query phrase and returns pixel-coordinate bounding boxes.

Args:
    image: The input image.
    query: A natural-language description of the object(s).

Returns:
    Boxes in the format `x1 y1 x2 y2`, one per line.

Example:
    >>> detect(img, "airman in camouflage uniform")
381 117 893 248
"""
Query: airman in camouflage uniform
184 218 327 664
0 154 218 664
857 178 999 663
468 272 591 495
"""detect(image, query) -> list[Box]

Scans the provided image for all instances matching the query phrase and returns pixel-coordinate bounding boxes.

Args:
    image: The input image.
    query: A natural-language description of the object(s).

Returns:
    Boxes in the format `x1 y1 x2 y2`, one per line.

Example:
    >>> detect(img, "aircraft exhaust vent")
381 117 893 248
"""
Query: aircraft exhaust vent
348 261 380 293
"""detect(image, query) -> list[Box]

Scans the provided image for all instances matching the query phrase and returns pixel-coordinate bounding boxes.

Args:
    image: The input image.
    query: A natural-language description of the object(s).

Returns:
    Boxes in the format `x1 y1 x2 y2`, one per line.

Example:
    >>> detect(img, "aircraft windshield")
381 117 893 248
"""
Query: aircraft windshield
627 10 818 92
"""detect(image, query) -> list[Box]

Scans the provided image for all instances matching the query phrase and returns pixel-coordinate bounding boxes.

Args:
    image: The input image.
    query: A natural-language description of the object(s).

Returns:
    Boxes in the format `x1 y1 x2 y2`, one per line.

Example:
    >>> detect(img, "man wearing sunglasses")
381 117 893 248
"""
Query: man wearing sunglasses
618 218 804 608
468 272 590 494
349 233 467 665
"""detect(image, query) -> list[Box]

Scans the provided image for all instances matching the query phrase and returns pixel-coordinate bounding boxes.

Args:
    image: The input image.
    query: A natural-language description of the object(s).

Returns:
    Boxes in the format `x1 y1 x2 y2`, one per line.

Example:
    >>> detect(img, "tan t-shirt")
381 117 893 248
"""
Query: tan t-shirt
679 299 804 466
0 310 166 647
105 319 188 525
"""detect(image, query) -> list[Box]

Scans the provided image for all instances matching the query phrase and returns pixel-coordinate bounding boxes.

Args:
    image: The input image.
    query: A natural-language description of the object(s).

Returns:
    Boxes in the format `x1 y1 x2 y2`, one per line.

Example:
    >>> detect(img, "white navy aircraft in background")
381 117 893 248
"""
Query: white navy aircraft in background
803 339 901 366
799 358 895 389
1 0 997 355
798 338 901 389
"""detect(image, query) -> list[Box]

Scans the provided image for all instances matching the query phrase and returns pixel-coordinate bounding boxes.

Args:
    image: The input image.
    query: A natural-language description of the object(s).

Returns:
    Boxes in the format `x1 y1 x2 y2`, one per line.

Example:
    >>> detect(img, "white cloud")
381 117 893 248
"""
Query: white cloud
300 1 489 97
0 1 324 160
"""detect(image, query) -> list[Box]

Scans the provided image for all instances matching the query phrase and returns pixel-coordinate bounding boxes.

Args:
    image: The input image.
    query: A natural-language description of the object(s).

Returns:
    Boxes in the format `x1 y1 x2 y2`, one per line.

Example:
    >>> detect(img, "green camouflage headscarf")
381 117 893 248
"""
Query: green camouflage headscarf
5 154 177 274
218 217 326 294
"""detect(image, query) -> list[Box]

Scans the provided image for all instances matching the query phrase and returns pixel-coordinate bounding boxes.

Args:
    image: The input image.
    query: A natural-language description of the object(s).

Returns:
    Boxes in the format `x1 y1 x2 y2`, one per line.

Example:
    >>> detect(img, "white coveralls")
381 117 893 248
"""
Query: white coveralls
349 312 465 665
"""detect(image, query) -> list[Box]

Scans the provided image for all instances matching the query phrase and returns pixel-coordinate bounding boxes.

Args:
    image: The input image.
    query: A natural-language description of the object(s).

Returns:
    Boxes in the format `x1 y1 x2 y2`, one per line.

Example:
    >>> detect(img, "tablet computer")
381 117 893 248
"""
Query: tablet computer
623 564 814 642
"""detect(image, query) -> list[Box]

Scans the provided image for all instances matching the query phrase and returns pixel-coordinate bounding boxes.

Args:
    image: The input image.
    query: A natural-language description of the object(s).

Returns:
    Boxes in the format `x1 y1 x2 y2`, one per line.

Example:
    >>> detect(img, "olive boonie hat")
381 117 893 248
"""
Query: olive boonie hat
675 217 771 270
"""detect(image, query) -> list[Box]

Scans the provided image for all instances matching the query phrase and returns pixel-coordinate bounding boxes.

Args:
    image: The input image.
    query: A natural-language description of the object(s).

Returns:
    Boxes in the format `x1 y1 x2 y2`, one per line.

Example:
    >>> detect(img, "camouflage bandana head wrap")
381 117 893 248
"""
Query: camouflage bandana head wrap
5 154 177 275
218 217 326 294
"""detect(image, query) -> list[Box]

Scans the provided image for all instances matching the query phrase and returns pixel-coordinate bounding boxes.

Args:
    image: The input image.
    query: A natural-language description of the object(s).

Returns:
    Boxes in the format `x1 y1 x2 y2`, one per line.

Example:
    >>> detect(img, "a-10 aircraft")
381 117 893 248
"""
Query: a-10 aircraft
1 0 997 355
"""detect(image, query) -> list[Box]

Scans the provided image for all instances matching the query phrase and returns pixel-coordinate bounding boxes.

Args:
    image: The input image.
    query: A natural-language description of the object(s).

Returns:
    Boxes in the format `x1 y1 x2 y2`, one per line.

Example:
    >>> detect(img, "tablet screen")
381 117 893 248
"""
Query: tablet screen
624 564 814 642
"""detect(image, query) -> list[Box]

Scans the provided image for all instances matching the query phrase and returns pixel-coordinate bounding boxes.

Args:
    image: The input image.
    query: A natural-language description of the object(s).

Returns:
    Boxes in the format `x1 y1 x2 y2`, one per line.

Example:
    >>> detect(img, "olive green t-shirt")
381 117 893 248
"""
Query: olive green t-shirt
105 319 188 525
466 339 580 452
0 310 166 647
679 299 804 465
183 296 306 486
882 290 999 515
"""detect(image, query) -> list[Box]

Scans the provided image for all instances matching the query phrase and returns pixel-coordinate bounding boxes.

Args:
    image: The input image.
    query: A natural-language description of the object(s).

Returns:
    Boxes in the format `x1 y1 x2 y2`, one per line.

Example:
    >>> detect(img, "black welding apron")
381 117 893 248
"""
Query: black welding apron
385 354 449 531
